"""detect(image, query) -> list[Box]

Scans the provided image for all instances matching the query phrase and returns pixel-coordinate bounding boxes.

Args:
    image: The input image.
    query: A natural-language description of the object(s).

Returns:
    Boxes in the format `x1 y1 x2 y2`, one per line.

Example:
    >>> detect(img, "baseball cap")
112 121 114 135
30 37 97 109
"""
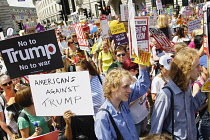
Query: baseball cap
200 54 207 68
159 55 173 70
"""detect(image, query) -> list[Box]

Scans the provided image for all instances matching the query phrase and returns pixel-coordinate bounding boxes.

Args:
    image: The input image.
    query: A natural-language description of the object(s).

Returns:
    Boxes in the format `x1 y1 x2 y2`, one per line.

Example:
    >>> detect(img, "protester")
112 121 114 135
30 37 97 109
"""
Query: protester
98 41 115 75
150 47 207 140
156 14 172 40
15 87 50 138
151 55 172 102
107 45 128 72
94 52 150 139
75 60 105 115
172 25 191 44
0 75 18 140
122 58 150 136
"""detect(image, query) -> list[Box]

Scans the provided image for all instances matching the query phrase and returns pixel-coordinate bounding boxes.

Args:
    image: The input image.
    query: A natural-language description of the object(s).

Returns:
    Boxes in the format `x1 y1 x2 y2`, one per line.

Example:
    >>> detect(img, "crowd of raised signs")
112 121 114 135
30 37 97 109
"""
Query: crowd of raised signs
0 9 209 140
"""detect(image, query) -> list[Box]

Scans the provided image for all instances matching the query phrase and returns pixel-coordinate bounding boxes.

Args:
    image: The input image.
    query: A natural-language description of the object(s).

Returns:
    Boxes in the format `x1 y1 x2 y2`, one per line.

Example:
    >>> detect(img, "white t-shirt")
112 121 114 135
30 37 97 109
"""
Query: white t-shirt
151 76 168 95
172 35 191 43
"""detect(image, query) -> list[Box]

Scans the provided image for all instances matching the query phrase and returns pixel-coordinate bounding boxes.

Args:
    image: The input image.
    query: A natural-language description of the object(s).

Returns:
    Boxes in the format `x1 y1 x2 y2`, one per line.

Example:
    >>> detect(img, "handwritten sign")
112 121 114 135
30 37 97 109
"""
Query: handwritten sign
0 30 63 79
29 71 94 116
100 15 110 39
188 19 201 33
135 17 149 52
74 23 89 49
149 27 174 52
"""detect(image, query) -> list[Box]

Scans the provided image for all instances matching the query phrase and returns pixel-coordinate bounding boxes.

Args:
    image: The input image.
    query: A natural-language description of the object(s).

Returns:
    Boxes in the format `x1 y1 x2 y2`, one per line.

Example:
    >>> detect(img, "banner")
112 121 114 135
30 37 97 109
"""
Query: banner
100 15 110 39
120 4 129 21
156 0 163 10
74 23 88 49
26 131 59 140
0 30 63 79
149 27 174 52
187 19 202 33
135 17 149 52
29 71 94 116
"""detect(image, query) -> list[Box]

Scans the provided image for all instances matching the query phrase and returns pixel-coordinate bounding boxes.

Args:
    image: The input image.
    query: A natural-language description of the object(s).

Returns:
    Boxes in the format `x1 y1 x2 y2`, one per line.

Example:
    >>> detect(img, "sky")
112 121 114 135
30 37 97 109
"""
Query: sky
7 0 35 8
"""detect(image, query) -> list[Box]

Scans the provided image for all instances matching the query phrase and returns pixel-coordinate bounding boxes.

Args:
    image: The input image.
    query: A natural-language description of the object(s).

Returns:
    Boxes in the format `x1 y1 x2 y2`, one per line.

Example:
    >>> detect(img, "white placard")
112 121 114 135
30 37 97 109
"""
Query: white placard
187 19 202 33
100 15 110 39
71 12 80 24
120 4 129 21
156 0 163 10
29 71 94 116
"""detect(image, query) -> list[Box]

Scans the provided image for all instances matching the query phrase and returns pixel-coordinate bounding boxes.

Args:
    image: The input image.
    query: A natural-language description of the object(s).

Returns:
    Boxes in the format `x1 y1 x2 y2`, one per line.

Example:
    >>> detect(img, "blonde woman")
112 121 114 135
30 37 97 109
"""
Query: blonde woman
150 47 207 140
98 41 115 75
157 14 172 40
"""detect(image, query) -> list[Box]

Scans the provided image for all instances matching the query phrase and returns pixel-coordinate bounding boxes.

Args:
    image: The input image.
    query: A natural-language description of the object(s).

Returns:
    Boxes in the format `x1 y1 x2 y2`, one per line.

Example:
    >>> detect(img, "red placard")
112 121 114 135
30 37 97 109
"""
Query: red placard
74 23 88 48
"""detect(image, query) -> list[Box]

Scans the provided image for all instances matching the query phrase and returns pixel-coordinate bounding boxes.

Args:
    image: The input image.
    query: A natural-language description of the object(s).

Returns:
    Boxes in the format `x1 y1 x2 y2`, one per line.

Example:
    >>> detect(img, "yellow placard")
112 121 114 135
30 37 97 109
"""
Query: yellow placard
201 78 210 92
132 52 151 66
110 23 126 35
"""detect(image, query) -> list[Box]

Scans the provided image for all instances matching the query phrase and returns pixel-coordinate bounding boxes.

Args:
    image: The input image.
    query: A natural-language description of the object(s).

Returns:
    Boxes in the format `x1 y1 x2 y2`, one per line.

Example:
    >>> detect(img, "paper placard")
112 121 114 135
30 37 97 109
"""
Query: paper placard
0 30 63 79
132 52 151 66
135 17 149 52
110 23 126 35
187 19 202 33
100 15 110 39
29 71 94 116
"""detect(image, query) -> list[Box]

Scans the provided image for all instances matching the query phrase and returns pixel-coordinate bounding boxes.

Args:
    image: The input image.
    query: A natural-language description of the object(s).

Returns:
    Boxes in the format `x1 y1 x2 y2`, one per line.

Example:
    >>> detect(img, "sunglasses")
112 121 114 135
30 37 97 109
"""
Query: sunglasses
2 81 12 87
117 53 126 57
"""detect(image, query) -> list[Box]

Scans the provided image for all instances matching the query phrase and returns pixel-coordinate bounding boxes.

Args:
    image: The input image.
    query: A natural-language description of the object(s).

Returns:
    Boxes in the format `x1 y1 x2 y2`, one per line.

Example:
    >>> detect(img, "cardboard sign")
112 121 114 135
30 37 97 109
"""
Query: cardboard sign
188 19 201 33
149 27 174 52
29 71 94 116
74 23 88 49
100 15 110 39
110 23 126 35
135 17 149 52
112 32 129 46
120 4 129 21
132 52 151 66
201 78 210 92
26 131 59 140
0 30 63 79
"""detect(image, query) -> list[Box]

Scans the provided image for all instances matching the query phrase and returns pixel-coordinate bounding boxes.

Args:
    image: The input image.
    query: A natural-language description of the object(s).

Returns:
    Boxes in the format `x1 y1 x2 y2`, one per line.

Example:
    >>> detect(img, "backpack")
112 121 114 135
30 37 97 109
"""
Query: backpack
0 94 30 139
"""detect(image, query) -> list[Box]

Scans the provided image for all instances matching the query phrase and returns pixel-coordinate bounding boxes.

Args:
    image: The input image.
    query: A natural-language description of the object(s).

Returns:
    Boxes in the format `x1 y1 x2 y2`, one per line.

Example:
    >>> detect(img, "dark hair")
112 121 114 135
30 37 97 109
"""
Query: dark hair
75 60 99 76
15 86 33 107
194 35 203 50
122 58 138 71
176 25 188 38
114 45 127 55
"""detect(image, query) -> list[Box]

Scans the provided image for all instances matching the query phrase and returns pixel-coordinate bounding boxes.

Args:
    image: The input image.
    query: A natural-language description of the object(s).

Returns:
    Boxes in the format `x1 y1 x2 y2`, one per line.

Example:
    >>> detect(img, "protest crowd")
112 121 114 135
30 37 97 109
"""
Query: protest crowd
0 1 209 140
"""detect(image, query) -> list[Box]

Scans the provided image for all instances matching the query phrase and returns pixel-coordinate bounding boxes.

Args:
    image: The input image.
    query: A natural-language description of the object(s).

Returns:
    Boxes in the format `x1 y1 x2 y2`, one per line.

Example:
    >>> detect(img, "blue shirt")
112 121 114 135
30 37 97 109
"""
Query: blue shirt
150 80 207 140
94 68 150 140
90 75 105 115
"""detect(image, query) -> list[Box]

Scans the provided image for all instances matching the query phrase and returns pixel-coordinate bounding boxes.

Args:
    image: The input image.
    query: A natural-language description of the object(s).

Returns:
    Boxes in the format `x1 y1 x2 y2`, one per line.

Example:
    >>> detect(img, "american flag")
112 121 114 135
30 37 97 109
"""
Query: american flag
142 2 147 12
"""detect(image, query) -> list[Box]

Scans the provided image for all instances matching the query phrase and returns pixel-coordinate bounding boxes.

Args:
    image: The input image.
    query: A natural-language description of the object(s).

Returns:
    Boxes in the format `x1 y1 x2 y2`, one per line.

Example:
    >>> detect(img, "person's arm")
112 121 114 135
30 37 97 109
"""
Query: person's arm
0 121 17 140
63 110 74 140
192 83 200 97
150 89 171 134
128 64 150 103
20 126 42 138
0 112 4 122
